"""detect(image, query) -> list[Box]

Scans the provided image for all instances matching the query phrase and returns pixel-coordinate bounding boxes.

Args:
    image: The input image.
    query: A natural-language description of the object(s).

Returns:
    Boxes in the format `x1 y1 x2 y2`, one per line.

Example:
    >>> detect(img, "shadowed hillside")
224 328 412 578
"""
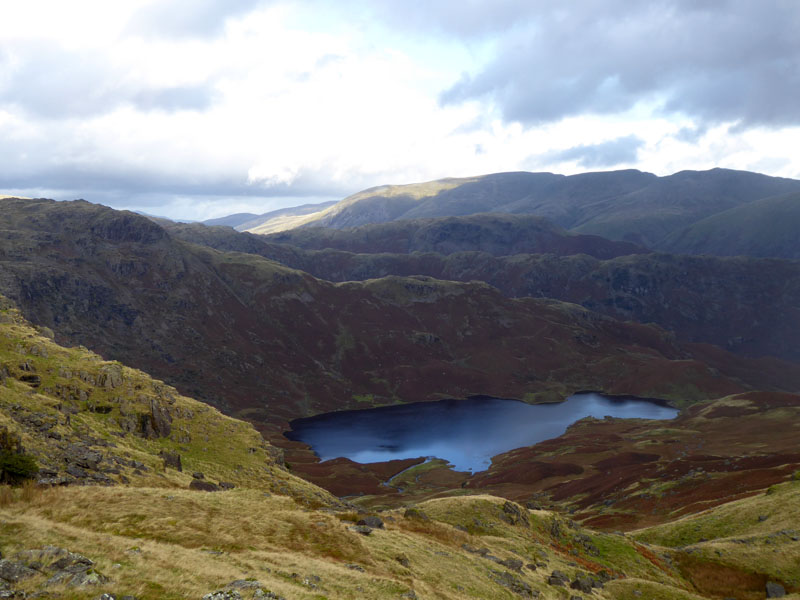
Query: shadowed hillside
168 222 800 362
657 191 800 258
261 213 648 258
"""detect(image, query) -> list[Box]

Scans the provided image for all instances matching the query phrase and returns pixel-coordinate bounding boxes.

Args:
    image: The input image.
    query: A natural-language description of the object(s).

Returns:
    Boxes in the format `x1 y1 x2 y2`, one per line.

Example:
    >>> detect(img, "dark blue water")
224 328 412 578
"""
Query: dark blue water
285 393 678 472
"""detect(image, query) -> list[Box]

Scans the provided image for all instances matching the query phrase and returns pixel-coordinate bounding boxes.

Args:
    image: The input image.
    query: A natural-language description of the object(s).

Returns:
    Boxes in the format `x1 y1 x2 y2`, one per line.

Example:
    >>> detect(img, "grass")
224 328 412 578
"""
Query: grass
0 484 713 599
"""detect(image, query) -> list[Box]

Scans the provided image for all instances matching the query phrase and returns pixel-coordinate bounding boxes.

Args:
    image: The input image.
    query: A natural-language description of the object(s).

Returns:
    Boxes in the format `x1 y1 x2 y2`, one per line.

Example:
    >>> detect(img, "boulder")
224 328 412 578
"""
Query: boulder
766 581 786 598
548 570 569 587
202 591 242 600
189 479 220 492
349 525 372 535
500 501 529 527
0 559 37 583
160 450 182 472
570 576 594 593
356 515 384 529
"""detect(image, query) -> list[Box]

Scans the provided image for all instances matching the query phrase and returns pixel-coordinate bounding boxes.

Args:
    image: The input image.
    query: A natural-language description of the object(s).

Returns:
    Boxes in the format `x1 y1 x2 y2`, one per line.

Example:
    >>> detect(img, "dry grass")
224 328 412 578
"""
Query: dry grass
0 485 710 600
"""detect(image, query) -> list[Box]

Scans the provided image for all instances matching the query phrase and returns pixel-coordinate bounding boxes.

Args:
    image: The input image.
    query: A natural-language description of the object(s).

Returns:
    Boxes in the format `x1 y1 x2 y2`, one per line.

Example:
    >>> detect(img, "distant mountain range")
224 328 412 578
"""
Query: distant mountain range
202 200 338 232
224 168 800 254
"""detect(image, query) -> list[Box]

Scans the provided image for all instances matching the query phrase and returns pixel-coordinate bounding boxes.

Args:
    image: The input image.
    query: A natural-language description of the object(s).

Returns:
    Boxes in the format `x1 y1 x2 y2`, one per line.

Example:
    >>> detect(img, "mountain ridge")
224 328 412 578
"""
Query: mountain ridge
234 168 800 247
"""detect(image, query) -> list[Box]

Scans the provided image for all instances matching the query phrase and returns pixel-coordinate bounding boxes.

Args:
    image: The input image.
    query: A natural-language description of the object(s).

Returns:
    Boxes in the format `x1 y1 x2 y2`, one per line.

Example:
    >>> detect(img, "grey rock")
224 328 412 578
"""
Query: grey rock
498 558 523 572
202 592 242 600
500 501 529 527
189 480 219 492
0 559 37 583
766 581 786 598
356 515 384 529
548 570 569 587
159 450 182 472
225 580 262 590
349 525 373 536
570 576 594 593
491 569 538 597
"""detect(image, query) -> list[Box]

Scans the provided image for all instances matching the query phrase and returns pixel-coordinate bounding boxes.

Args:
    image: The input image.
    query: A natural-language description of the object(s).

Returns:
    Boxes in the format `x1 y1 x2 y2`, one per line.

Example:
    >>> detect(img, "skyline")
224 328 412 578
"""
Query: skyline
1 0 799 220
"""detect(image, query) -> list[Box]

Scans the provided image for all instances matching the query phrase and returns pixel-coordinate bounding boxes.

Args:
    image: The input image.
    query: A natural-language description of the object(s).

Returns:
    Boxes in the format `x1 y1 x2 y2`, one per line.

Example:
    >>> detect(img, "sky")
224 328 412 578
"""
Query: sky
1 0 799 221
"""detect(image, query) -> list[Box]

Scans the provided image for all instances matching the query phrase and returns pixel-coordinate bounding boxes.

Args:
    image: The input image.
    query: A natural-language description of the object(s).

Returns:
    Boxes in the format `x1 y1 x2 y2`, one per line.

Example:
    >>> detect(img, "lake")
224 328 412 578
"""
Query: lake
284 393 678 472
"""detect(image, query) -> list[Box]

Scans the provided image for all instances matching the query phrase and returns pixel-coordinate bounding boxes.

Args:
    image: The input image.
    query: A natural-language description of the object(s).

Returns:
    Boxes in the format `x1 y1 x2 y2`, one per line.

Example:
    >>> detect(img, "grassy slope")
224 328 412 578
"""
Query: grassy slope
633 479 800 599
0 297 332 503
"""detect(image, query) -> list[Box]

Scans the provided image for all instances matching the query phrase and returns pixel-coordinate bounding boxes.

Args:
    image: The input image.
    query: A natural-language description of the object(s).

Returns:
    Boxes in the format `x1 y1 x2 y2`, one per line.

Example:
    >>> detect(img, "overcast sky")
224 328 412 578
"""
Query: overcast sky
1 0 799 220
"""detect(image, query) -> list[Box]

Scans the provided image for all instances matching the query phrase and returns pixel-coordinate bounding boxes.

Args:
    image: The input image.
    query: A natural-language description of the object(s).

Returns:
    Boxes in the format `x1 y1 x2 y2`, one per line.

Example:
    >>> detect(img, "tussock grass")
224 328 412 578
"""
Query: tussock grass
0 485 709 599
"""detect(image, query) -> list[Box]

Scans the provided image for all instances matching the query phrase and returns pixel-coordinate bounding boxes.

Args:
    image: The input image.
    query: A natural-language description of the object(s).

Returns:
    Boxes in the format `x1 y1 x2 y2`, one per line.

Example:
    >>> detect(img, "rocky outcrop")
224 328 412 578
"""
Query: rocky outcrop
0 546 109 596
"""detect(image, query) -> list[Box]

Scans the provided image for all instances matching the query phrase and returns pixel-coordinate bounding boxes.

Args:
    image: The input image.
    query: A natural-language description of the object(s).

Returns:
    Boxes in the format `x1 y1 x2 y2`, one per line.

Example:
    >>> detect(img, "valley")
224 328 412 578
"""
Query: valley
1 167 800 598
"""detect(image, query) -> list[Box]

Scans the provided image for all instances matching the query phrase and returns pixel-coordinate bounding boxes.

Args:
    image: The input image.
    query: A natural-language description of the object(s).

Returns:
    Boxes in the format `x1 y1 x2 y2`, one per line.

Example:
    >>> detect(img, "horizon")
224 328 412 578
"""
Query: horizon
2 1 799 220
3 163 799 223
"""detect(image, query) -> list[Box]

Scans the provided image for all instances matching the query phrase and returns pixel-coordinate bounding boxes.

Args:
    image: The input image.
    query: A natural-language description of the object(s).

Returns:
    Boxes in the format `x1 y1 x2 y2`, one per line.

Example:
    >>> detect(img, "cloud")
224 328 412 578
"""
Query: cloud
674 124 709 144
125 0 266 39
539 135 644 168
436 1 800 129
0 41 216 118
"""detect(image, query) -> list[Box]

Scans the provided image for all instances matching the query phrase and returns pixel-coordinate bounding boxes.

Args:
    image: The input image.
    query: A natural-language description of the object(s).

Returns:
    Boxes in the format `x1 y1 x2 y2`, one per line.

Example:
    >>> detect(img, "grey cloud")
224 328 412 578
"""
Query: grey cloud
674 124 708 144
432 1 800 129
0 42 216 118
125 0 266 39
540 135 644 168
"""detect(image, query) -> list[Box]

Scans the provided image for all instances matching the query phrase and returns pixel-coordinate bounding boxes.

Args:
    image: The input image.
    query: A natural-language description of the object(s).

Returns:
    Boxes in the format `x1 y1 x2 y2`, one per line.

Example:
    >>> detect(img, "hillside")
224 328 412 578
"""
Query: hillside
0 295 329 503
228 201 339 233
261 213 648 258
247 168 800 246
1 305 798 599
167 222 800 362
4 198 795 433
657 191 800 258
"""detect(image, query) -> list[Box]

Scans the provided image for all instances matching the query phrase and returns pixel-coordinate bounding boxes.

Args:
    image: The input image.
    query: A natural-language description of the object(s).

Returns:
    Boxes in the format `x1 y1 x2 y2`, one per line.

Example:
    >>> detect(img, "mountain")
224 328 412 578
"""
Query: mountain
261 213 648 258
657 191 800 258
168 222 800 362
2 197 795 432
249 168 800 246
201 212 259 228
230 200 338 233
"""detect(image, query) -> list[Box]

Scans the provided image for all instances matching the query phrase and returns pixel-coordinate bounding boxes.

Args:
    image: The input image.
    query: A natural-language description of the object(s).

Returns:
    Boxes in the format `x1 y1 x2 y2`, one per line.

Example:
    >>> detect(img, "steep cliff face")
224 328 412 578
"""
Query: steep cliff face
2 198 793 428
